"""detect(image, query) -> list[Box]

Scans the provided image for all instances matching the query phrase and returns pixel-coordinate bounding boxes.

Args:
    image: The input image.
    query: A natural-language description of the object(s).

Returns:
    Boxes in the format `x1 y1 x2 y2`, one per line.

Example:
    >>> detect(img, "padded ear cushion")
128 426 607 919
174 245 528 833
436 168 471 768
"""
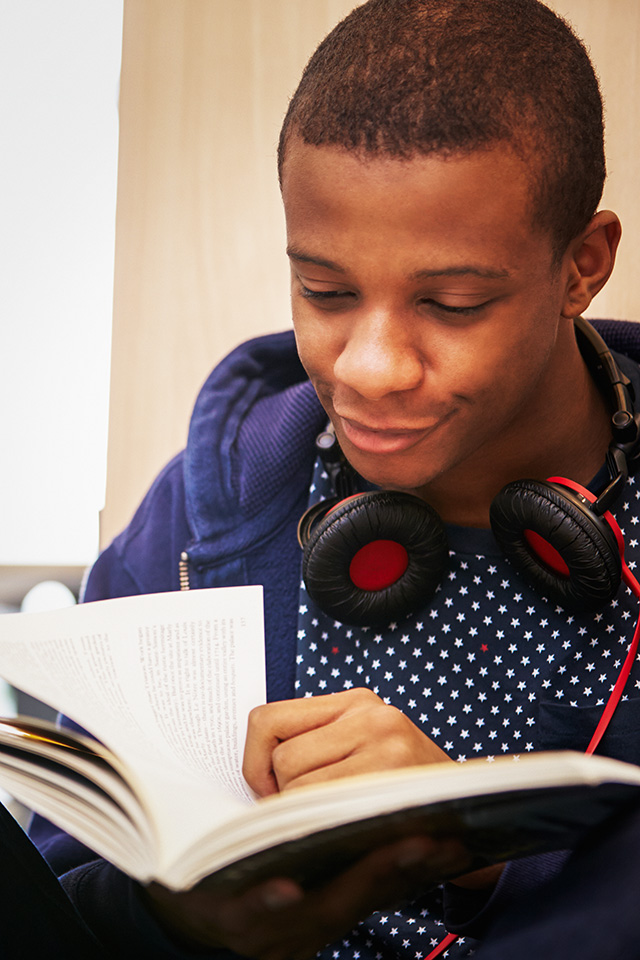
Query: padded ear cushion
301 490 448 627
489 479 622 611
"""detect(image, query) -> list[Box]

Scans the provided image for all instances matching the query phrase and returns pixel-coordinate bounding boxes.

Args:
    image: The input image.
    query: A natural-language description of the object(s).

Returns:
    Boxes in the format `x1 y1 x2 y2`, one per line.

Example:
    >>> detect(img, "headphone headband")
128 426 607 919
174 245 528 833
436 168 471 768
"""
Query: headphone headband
574 317 640 513
575 316 640 443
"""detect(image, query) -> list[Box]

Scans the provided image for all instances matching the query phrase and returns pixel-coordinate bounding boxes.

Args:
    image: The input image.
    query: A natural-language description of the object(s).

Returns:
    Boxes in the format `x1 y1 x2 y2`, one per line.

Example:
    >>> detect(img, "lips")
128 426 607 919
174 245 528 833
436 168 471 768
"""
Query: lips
338 414 442 454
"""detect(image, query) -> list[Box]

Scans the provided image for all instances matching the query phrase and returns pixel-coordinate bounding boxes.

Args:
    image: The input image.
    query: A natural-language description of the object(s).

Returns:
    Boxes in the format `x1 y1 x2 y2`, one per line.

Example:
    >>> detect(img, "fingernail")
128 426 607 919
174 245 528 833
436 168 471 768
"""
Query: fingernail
261 882 303 910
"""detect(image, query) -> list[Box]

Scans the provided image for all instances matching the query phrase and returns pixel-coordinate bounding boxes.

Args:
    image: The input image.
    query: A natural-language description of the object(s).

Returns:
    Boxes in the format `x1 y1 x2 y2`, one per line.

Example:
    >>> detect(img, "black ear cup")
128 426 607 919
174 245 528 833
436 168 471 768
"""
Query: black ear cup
300 490 448 627
489 479 623 611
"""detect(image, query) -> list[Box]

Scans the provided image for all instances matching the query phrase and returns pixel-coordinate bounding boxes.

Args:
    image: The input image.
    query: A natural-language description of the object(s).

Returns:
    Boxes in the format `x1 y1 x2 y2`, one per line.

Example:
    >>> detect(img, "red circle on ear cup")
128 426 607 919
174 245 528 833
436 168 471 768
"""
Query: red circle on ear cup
524 529 570 577
301 490 448 625
349 540 409 591
490 478 623 611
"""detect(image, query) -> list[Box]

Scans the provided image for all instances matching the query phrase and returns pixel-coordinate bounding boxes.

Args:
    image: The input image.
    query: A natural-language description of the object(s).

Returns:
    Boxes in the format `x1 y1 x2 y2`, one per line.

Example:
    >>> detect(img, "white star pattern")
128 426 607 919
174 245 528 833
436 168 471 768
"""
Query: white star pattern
297 461 640 960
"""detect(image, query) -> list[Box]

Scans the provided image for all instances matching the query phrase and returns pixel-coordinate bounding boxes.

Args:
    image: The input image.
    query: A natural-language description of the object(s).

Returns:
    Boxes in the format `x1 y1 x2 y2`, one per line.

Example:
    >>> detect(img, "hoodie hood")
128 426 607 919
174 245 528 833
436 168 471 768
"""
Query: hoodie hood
183 329 326 566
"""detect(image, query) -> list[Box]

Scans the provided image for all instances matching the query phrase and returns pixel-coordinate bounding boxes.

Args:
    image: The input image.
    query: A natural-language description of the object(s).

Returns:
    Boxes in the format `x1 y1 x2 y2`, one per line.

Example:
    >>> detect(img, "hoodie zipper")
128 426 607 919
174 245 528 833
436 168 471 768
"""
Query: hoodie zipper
179 551 191 591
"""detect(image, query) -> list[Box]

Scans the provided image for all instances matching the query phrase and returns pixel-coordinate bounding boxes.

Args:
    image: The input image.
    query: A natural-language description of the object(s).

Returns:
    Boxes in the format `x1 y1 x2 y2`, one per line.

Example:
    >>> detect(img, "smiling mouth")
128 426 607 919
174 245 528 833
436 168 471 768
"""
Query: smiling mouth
338 414 444 453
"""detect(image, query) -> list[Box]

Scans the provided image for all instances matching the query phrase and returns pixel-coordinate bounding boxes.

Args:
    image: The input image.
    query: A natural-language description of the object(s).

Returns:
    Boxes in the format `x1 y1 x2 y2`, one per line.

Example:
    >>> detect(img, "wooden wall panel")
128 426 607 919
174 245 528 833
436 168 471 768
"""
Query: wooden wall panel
102 0 358 544
101 0 640 546
548 0 640 322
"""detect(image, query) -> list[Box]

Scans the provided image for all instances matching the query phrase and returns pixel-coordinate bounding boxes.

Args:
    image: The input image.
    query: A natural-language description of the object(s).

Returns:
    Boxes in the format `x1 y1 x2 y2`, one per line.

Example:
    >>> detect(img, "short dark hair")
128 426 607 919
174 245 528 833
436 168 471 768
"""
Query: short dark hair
278 0 606 259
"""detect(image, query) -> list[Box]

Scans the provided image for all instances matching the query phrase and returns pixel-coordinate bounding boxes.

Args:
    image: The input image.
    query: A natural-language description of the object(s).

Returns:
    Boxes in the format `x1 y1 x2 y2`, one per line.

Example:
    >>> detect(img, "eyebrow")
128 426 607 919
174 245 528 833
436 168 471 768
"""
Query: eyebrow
287 248 510 281
410 266 510 281
286 248 346 273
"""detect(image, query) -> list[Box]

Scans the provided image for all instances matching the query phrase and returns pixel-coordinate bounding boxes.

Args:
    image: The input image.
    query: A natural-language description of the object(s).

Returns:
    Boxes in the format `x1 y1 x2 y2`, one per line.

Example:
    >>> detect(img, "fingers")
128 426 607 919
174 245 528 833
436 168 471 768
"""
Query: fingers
243 689 452 796
147 833 472 960
237 835 470 958
243 689 379 795
312 834 472 921
145 876 305 956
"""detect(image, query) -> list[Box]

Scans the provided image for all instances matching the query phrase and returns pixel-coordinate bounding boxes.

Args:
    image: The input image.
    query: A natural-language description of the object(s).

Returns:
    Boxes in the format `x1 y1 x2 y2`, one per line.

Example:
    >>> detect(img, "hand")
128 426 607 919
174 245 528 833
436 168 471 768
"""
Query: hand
243 688 451 796
145 833 472 960
242 690 503 896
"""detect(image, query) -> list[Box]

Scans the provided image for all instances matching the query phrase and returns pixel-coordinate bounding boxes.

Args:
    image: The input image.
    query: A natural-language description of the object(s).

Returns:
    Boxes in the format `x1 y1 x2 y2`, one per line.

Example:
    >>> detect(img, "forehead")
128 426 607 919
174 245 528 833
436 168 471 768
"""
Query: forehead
281 138 552 274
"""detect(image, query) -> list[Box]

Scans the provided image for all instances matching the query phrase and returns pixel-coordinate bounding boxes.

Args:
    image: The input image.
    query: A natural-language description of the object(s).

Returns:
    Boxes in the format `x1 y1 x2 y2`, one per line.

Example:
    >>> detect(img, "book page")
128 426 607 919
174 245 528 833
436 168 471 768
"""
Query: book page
0 588 266 814
136 614 252 796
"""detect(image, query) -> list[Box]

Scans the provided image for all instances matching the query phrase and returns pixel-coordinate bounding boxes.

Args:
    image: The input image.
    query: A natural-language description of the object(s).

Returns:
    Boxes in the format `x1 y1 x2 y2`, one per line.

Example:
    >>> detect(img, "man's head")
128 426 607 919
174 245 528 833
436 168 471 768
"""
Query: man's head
280 0 620 523
278 0 605 260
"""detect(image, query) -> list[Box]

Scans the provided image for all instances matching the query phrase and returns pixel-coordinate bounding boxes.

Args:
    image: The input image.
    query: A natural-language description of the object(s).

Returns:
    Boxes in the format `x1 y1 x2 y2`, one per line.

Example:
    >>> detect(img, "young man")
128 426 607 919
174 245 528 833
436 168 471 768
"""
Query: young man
28 1 640 958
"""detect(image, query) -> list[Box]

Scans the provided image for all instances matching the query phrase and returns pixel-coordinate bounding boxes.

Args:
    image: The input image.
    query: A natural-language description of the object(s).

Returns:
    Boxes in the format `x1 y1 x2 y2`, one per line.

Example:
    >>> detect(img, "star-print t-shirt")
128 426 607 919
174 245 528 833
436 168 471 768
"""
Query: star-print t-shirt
295 454 640 959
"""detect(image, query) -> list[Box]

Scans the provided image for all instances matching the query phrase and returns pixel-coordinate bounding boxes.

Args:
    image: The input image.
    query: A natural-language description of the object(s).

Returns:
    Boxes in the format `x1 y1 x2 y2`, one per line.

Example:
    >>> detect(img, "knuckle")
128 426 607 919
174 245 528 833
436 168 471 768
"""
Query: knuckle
369 702 404 734
247 703 268 728
271 740 296 781
349 686 380 704
366 706 419 764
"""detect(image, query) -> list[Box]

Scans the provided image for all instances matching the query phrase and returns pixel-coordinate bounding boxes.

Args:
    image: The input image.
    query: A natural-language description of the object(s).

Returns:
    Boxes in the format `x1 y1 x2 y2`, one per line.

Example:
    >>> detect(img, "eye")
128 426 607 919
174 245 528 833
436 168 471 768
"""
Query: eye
299 283 356 303
421 299 491 318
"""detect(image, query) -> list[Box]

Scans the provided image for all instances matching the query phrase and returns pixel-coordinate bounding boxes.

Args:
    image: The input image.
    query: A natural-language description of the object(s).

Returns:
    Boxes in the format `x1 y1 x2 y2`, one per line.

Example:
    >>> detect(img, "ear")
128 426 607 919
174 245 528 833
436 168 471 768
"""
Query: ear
560 210 622 318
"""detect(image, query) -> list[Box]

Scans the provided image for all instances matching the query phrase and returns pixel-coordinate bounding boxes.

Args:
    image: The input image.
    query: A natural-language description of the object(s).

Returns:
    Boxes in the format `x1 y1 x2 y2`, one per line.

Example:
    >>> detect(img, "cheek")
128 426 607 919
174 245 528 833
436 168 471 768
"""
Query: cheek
292 312 314 366
292 316 338 387
460 306 554 379
443 324 553 424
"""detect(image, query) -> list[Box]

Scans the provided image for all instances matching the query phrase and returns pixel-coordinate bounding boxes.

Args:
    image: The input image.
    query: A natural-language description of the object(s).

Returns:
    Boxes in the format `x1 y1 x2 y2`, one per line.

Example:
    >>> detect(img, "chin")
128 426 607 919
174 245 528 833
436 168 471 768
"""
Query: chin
344 451 435 496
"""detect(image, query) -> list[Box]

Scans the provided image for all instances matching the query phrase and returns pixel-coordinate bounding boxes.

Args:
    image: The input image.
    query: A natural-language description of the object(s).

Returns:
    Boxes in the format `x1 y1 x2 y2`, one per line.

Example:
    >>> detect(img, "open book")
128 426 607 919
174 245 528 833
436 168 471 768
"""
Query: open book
0 586 639 893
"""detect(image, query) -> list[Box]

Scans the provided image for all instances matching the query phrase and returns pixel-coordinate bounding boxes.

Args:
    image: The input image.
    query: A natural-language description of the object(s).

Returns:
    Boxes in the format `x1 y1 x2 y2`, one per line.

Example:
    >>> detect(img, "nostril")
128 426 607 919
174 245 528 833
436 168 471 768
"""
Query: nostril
334 343 423 399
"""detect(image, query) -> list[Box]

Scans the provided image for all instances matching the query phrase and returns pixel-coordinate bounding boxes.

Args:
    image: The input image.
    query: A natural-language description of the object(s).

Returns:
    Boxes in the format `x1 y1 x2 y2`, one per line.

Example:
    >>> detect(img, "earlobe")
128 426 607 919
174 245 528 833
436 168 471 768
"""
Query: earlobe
560 210 622 318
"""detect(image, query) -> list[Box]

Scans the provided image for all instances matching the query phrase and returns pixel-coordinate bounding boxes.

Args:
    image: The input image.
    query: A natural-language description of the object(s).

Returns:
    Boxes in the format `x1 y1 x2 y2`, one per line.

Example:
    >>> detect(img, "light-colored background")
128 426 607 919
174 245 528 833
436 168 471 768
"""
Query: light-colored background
2 1 639 604
0 1 121 578
101 0 640 547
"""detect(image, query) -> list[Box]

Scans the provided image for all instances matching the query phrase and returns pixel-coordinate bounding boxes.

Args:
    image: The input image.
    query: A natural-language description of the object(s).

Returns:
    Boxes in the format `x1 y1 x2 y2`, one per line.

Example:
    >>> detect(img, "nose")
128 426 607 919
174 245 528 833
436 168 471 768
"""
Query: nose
333 313 424 400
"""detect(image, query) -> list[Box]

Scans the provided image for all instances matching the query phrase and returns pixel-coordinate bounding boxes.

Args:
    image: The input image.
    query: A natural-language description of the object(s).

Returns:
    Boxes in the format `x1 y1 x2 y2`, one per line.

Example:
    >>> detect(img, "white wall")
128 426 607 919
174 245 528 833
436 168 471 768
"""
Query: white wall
0 1 122 566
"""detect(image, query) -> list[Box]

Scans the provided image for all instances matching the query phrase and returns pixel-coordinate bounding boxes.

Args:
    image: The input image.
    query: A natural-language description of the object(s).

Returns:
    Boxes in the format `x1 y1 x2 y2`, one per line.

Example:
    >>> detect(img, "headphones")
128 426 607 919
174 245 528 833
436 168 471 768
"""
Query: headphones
298 317 640 627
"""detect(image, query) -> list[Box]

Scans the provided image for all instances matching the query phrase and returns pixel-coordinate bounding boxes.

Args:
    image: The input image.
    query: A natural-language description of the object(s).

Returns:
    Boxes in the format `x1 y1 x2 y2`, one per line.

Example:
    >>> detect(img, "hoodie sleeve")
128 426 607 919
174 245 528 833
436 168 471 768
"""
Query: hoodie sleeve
442 851 570 938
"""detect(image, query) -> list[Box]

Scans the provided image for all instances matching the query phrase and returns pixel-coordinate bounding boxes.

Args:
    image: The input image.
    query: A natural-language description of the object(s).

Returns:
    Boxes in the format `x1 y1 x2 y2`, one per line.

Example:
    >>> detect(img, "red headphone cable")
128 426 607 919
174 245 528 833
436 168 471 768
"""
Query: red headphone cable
422 477 640 959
